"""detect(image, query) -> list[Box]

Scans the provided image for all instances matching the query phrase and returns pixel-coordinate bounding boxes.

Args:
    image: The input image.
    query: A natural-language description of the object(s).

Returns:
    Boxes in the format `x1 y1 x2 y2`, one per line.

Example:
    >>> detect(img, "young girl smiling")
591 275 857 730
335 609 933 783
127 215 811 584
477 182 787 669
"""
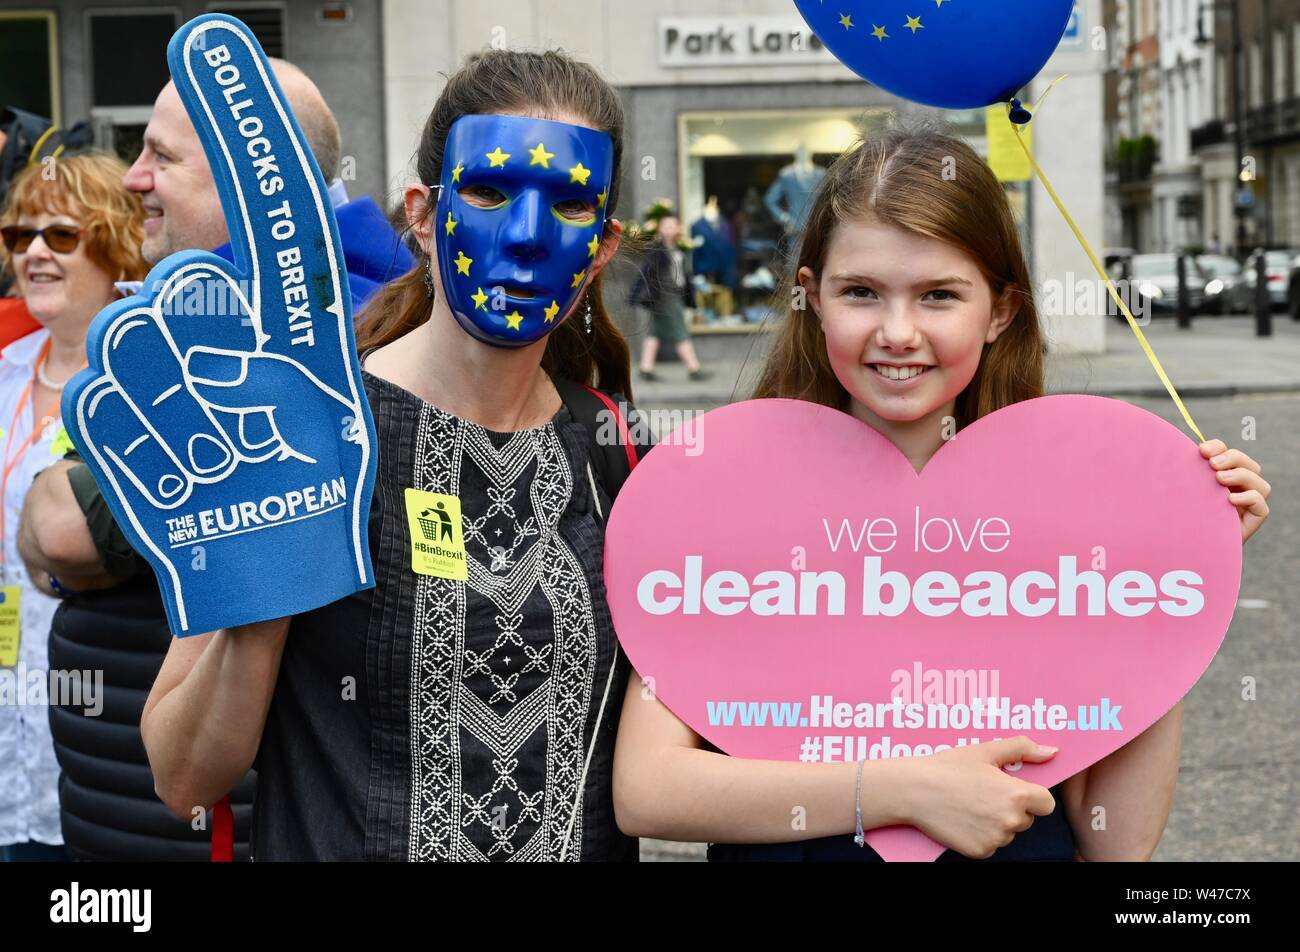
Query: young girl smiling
612 127 1270 861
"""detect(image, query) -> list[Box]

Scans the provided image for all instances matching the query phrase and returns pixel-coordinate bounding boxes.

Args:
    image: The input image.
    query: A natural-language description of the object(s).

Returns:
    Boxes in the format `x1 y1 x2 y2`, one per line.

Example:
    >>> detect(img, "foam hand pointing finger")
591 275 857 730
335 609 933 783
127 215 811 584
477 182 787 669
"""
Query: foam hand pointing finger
63 14 377 635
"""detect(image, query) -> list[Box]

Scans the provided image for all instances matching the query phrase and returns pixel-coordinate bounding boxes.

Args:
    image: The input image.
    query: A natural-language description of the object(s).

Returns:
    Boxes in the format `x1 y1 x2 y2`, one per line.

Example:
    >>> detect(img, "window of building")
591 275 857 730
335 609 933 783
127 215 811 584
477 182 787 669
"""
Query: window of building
0 11 59 123
1294 22 1300 98
206 3 287 58
88 9 179 111
1216 52 1228 118
1248 41 1261 108
85 8 181 161
1273 31 1287 103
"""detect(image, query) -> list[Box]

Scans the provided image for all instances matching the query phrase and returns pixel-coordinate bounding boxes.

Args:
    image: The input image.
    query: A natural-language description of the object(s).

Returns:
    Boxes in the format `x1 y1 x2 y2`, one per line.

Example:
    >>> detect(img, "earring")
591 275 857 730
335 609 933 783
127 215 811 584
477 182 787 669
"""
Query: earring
584 297 593 336
423 257 434 300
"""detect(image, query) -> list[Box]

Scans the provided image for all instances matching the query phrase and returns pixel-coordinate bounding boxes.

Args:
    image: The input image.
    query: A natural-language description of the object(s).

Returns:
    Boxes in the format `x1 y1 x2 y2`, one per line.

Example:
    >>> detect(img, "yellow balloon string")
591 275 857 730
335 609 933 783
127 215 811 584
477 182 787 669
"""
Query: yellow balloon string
1007 79 1206 443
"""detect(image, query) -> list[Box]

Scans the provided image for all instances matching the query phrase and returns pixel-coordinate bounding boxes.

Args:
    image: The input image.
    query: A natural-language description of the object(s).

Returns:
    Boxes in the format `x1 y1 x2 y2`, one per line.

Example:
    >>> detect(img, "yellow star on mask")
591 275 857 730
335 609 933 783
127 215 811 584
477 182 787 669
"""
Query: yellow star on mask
543 300 560 323
505 310 524 331
568 162 591 185
571 269 586 288
454 250 472 276
528 142 555 167
596 190 607 208
485 147 511 168
444 211 457 236
872 24 888 40
471 286 489 310
905 15 924 33
586 233 601 258
451 162 464 183
839 14 853 29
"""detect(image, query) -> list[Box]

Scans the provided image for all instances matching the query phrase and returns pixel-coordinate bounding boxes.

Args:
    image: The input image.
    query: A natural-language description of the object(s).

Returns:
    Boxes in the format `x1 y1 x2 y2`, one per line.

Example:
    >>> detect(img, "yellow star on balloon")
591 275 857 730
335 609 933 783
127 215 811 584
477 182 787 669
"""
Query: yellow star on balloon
568 163 591 185
586 233 601 258
486 147 510 168
444 211 457 236
934 0 948 7
454 250 472 276
451 162 464 183
872 25 888 40
571 269 586 288
596 190 607 208
528 142 555 167
543 300 560 323
839 13 853 29
505 310 524 331
905 15 924 34
471 286 489 310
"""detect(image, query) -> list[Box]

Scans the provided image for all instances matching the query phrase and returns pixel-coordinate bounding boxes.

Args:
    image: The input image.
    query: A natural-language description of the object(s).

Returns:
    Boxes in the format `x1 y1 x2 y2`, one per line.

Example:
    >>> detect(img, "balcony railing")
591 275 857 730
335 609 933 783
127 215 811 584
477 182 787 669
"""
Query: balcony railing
1247 99 1300 144
1190 119 1227 151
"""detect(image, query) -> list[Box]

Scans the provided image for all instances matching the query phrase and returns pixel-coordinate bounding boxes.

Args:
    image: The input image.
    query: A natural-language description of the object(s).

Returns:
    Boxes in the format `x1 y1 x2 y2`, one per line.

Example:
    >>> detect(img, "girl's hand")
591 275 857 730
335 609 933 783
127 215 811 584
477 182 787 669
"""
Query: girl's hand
1199 439 1270 544
902 736 1058 859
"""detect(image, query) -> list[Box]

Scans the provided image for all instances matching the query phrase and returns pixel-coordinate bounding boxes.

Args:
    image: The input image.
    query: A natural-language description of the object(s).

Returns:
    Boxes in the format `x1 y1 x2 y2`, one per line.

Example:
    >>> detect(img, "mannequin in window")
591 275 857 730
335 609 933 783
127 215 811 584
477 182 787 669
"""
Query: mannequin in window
690 195 737 319
764 143 826 235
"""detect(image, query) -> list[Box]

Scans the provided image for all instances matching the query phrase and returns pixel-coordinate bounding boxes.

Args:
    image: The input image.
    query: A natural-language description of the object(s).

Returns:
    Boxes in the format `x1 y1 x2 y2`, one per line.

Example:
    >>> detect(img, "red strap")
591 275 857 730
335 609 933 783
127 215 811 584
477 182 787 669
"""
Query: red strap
580 384 639 473
211 795 234 862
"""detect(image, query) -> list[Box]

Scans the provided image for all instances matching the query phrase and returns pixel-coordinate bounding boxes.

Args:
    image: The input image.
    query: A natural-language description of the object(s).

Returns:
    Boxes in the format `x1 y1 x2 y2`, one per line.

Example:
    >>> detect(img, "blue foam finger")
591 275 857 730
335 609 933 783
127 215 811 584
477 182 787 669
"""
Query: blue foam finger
62 13 377 636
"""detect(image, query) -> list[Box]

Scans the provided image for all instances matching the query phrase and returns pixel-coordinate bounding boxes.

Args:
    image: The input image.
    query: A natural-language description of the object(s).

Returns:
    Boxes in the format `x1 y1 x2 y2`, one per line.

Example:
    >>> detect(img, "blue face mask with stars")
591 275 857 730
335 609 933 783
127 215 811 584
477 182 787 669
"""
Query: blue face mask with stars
433 113 614 347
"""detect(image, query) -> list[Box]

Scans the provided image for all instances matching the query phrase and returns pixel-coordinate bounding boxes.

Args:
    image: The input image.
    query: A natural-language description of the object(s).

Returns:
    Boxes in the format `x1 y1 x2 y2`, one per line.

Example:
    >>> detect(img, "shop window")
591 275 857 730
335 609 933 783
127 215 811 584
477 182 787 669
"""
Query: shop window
676 108 990 332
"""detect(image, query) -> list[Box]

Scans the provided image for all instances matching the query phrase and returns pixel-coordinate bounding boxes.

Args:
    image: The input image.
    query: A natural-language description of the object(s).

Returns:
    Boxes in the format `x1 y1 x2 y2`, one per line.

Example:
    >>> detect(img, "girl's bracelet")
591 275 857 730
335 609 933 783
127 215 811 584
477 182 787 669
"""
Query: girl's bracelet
854 756 866 847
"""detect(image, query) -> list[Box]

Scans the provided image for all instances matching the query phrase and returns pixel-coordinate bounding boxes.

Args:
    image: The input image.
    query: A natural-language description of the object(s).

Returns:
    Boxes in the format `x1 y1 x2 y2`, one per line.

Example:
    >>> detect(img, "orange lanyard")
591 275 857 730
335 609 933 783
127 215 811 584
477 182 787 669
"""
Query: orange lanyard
0 339 80 581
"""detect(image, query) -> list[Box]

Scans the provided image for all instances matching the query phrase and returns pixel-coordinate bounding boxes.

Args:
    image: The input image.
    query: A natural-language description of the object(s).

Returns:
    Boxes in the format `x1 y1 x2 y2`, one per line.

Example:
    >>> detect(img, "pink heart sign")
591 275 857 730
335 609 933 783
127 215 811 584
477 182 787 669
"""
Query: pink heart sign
604 396 1242 861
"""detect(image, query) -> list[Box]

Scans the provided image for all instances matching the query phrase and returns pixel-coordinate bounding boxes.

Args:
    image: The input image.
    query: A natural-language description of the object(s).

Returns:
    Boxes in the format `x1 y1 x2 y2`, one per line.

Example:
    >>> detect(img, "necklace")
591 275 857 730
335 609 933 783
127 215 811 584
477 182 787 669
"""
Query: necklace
36 354 78 391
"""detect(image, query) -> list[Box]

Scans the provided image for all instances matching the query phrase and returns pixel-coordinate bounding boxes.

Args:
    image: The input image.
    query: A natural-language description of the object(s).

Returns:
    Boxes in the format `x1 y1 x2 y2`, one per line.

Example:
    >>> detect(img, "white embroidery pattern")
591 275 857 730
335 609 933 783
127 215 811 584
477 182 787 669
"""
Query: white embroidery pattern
407 406 598 861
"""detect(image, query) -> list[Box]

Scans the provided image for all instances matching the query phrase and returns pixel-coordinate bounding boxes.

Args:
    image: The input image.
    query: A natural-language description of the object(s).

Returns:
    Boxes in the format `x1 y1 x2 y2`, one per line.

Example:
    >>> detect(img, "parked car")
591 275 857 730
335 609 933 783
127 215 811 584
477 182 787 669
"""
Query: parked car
1123 253 1207 316
1242 249 1297 309
1196 254 1251 315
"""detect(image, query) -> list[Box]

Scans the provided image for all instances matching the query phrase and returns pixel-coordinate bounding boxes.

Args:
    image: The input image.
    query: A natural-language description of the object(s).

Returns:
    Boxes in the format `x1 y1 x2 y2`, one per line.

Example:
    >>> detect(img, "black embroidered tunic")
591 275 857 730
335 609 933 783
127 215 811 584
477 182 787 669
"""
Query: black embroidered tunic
250 371 637 861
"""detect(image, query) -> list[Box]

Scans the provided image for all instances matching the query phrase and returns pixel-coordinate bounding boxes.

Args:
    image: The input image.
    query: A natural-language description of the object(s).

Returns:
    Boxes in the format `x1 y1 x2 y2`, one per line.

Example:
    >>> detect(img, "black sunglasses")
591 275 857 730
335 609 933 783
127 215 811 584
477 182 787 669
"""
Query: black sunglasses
0 224 83 254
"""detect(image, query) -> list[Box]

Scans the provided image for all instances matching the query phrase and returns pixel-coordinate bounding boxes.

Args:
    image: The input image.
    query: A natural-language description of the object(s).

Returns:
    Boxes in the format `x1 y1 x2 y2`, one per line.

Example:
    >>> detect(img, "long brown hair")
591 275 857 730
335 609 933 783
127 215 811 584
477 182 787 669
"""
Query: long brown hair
753 124 1044 430
356 49 633 399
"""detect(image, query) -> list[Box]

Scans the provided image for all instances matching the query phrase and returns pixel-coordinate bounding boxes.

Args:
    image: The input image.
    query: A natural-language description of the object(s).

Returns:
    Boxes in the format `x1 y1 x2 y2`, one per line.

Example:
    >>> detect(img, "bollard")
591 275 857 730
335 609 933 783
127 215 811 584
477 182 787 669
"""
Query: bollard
1255 251 1273 337
1176 254 1191 329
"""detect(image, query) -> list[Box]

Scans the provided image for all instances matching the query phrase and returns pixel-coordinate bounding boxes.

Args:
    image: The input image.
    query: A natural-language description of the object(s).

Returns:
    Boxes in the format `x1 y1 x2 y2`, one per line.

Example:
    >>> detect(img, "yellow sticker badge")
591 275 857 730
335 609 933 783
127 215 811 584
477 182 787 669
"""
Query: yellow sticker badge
404 489 468 580
50 426 75 457
0 585 21 667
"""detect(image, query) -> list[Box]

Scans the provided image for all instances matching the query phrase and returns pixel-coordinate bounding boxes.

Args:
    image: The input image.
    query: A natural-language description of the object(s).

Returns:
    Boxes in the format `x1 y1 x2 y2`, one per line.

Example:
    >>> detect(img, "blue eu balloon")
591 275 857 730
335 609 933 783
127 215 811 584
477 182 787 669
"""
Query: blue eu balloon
795 0 1077 110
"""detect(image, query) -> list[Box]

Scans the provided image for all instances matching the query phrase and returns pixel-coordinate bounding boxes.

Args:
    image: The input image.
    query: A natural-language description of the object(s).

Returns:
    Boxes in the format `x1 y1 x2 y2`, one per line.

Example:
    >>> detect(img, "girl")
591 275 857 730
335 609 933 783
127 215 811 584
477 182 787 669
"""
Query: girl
612 126 1270 861
141 49 649 861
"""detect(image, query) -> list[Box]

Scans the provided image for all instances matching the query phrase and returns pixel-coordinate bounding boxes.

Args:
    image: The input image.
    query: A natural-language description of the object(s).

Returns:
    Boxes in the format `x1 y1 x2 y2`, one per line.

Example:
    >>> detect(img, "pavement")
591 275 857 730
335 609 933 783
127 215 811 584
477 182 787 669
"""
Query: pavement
630 314 1300 411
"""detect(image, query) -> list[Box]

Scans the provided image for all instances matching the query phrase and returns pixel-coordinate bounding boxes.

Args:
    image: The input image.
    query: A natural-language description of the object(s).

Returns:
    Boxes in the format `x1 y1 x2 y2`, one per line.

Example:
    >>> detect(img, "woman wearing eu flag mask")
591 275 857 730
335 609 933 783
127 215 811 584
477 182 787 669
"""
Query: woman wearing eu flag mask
142 49 651 861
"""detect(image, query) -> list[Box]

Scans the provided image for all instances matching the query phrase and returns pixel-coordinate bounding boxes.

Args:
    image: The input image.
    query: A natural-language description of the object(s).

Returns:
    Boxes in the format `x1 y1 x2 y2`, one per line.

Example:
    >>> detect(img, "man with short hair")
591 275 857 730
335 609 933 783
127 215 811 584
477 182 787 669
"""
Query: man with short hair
20 61 410 861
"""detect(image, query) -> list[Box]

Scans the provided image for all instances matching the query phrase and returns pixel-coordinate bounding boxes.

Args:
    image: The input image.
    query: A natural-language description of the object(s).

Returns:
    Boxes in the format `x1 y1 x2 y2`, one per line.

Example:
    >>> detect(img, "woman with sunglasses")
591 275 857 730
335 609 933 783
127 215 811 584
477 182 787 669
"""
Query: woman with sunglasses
0 151 147 861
